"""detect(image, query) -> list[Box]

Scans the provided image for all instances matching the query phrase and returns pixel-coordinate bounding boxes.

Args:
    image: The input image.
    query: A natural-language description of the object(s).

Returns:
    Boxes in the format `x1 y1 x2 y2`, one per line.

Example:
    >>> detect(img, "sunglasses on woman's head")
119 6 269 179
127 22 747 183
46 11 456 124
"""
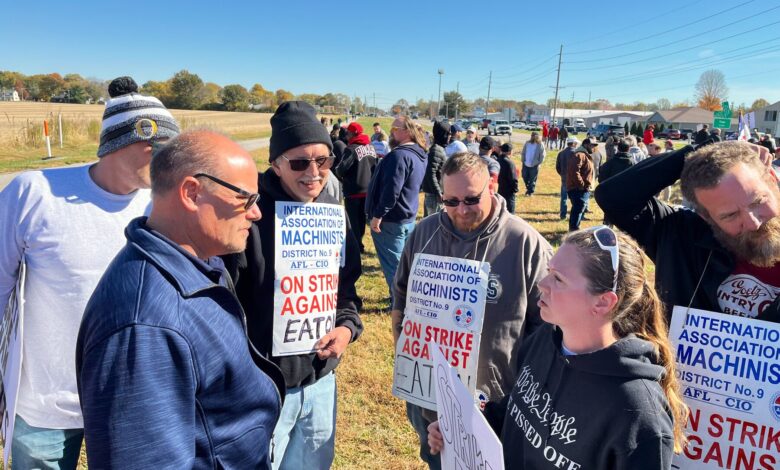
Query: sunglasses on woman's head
587 225 619 292
279 155 335 172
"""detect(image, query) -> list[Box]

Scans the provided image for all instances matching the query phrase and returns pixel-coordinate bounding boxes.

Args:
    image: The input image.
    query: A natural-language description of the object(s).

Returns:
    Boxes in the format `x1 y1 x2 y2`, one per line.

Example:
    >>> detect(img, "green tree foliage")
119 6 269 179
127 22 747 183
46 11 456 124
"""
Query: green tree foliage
624 122 630 134
275 89 294 105
630 122 637 135
750 98 769 111
635 122 644 137
442 90 465 119
169 70 204 109
221 84 251 111
141 80 173 105
201 82 223 109
250 84 275 110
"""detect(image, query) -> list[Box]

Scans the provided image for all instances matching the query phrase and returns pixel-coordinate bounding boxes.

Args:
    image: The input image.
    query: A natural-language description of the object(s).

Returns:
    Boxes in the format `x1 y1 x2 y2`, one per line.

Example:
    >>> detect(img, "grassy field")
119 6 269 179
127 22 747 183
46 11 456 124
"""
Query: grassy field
0 102 277 172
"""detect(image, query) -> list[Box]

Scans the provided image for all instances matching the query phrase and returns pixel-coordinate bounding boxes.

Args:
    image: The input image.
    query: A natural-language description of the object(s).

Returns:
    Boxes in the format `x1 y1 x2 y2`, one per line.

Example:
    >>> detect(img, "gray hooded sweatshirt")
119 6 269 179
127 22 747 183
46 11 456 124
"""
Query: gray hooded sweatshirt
392 195 553 405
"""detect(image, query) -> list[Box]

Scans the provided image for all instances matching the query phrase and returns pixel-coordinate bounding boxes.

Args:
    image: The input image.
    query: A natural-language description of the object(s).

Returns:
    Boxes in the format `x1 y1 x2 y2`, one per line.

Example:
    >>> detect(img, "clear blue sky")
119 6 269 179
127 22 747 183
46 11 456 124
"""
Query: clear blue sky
3 0 779 109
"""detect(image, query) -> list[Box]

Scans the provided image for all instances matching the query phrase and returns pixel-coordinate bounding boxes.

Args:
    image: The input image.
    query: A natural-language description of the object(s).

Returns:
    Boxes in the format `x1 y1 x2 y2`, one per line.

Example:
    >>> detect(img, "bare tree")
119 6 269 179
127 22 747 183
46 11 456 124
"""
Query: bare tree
656 98 671 110
695 70 728 111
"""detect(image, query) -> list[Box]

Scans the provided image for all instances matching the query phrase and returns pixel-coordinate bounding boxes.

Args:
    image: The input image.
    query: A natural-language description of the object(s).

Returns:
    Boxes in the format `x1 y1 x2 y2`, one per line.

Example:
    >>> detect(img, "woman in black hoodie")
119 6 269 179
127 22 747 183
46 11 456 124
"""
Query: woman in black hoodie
429 227 688 469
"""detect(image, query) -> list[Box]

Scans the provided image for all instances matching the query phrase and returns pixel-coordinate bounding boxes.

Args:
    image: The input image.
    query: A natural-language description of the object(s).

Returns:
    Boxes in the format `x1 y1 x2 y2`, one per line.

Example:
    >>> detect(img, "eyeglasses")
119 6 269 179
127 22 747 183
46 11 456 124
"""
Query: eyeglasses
193 173 259 211
588 225 619 292
279 155 335 172
442 180 489 207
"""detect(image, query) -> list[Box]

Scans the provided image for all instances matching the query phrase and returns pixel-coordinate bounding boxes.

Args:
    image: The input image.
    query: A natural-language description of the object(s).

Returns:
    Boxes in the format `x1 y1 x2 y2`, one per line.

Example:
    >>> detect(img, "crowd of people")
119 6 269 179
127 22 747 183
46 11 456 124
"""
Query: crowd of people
1 75 778 469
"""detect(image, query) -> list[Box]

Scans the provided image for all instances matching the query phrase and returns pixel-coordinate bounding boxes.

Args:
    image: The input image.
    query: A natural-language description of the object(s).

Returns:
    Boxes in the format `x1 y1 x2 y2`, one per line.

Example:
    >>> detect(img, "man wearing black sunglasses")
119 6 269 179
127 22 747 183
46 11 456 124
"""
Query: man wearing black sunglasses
223 101 363 470
77 130 283 469
391 152 553 469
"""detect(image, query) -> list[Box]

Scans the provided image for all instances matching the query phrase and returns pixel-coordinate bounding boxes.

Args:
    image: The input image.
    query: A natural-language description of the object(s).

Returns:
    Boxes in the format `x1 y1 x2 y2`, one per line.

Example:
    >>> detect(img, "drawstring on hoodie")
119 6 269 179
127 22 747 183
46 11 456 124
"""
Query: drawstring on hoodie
683 250 712 322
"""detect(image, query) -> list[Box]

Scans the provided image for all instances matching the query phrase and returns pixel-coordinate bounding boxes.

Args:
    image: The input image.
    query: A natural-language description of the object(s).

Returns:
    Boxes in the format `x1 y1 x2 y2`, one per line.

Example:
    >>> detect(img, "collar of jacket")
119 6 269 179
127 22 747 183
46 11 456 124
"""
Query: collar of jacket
259 168 338 205
125 216 227 297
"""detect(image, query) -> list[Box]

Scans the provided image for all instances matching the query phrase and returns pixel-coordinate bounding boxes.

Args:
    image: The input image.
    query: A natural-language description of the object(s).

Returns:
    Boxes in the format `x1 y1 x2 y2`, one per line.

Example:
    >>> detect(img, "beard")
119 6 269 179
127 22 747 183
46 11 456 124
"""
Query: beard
389 135 399 149
710 215 780 267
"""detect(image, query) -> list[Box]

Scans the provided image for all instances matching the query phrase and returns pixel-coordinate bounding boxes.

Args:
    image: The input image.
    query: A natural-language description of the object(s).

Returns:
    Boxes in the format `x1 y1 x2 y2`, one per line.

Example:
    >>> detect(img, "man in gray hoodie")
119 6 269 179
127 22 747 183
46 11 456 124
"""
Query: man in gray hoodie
391 152 553 469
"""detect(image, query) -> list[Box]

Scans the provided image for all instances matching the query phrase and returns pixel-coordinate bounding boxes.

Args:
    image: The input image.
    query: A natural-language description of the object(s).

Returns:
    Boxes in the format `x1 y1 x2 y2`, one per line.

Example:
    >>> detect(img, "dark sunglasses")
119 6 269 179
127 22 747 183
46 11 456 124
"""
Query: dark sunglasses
194 173 259 211
280 155 335 172
588 225 619 292
442 180 489 207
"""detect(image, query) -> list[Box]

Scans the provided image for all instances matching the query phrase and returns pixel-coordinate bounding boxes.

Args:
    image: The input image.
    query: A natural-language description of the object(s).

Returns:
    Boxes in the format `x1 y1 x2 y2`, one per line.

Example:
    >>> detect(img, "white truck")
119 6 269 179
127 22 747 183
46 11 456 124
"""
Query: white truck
488 120 512 136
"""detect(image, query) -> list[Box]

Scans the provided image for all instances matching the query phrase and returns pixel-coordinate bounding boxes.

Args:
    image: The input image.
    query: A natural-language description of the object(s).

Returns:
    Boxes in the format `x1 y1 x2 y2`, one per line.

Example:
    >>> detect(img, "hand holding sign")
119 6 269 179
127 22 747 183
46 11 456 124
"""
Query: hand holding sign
427 421 444 455
315 326 352 359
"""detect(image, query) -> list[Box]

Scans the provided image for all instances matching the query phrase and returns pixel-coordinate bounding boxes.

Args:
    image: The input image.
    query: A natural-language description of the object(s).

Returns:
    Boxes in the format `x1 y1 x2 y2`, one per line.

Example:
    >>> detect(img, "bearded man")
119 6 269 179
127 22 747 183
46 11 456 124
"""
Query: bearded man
595 141 780 323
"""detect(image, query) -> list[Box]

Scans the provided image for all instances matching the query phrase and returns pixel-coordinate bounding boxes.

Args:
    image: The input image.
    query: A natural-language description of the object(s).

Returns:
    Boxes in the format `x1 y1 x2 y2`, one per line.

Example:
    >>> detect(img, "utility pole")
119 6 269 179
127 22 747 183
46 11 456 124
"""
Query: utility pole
551 44 563 128
587 91 592 110
437 69 444 118
456 81 460 121
373 92 376 115
486 71 492 120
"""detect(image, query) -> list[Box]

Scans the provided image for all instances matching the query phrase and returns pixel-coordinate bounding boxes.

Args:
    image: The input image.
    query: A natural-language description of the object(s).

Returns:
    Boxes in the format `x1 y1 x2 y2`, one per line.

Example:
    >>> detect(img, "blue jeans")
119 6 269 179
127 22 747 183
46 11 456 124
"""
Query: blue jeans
371 221 415 303
406 403 441 470
521 164 539 195
559 182 568 218
11 415 83 470
567 189 590 231
272 373 336 470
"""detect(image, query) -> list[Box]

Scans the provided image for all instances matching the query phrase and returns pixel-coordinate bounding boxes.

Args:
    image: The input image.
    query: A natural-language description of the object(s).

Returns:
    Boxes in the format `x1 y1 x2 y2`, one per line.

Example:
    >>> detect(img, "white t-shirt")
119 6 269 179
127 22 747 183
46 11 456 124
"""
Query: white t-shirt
524 143 539 166
445 140 468 158
0 164 151 429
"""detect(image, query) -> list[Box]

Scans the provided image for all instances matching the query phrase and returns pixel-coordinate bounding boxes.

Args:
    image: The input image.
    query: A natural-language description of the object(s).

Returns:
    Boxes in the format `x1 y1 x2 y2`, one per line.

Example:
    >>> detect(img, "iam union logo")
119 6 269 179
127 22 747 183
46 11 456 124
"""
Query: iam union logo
453 305 476 329
771 392 780 422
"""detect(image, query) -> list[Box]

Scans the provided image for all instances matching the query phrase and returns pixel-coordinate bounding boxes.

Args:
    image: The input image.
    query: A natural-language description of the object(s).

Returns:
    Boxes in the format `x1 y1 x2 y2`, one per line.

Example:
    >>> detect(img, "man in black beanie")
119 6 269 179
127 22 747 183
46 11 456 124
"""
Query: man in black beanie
223 101 363 470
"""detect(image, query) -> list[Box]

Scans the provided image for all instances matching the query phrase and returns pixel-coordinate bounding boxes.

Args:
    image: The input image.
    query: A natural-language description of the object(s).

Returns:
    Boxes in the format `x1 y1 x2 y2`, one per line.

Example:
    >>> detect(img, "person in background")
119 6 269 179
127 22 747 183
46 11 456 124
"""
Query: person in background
664 139 674 152
520 131 546 196
422 120 448 216
566 137 597 231
556 137 579 220
336 122 378 252
463 126 481 154
445 124 468 157
496 143 519 213
477 136 502 188
429 227 689 469
558 125 569 150
643 124 655 145
548 124 560 150
371 122 388 142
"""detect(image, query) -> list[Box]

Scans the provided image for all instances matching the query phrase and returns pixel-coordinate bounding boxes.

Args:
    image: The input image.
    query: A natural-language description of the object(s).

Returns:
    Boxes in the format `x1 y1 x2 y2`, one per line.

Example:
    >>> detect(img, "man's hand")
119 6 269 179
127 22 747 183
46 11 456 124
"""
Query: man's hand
428 421 444 455
370 217 382 233
391 309 403 346
749 142 773 166
315 326 352 360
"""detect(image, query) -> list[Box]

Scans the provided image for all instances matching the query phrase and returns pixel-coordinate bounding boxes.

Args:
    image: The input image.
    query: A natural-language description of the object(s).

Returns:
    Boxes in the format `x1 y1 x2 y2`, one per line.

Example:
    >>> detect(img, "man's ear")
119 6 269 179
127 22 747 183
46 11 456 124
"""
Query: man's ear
271 160 282 177
181 177 200 212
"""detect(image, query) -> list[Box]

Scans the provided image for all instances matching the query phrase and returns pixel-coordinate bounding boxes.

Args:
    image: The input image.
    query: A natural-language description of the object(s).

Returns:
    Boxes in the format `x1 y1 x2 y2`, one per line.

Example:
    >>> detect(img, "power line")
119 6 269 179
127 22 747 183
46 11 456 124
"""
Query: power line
492 54 558 80
491 68 557 90
565 6 779 64
566 0 755 55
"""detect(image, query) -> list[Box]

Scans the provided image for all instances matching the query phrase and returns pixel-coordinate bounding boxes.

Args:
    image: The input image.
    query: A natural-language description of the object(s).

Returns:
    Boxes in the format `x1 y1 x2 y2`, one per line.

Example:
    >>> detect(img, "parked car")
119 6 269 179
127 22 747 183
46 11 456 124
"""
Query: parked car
725 131 738 140
591 124 625 142
575 126 588 133
666 129 682 139
511 121 527 129
489 120 512 136
526 122 541 131
679 128 695 140
565 126 577 135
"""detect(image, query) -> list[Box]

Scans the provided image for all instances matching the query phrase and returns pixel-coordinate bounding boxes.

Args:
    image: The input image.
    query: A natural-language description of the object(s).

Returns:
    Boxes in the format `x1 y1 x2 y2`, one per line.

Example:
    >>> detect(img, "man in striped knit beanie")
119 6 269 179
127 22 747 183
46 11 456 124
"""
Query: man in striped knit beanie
0 76 178 469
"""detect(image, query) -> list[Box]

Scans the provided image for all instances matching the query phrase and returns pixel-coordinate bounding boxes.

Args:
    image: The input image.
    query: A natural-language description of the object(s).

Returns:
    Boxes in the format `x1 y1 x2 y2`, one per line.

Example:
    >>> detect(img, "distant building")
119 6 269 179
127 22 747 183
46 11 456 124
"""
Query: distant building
0 89 20 101
644 107 731 131
753 100 780 138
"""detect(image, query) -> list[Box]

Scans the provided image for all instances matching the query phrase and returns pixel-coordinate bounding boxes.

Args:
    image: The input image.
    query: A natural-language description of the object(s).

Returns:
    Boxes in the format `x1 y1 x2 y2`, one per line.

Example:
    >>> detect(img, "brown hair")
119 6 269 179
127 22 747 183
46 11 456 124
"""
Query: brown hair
442 151 489 178
563 229 688 453
680 141 770 216
395 115 428 150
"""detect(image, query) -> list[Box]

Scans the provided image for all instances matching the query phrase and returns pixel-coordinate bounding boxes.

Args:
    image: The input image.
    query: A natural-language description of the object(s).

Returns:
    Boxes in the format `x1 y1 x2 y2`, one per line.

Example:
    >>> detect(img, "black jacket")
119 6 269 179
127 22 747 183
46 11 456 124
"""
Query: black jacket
486 324 675 469
496 153 518 198
223 170 364 388
555 147 575 180
594 146 780 323
421 143 446 196
335 142 377 197
694 129 710 145
597 151 634 183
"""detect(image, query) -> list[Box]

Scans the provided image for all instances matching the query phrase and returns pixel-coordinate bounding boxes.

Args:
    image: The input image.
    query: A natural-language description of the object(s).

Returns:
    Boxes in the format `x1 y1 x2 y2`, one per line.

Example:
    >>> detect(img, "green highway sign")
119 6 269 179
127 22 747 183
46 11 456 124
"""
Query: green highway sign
713 118 731 129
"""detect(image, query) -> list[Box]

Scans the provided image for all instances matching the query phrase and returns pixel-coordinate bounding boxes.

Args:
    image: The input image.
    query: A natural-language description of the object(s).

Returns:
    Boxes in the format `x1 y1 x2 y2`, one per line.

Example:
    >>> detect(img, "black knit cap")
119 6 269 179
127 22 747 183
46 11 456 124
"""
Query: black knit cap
269 101 333 161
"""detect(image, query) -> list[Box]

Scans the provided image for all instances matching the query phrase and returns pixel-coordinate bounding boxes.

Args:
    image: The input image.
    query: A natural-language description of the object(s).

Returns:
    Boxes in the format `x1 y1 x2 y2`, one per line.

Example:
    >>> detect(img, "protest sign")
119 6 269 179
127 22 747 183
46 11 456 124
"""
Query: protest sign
0 260 25 466
393 253 490 410
433 344 504 470
273 202 345 356
670 306 780 469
